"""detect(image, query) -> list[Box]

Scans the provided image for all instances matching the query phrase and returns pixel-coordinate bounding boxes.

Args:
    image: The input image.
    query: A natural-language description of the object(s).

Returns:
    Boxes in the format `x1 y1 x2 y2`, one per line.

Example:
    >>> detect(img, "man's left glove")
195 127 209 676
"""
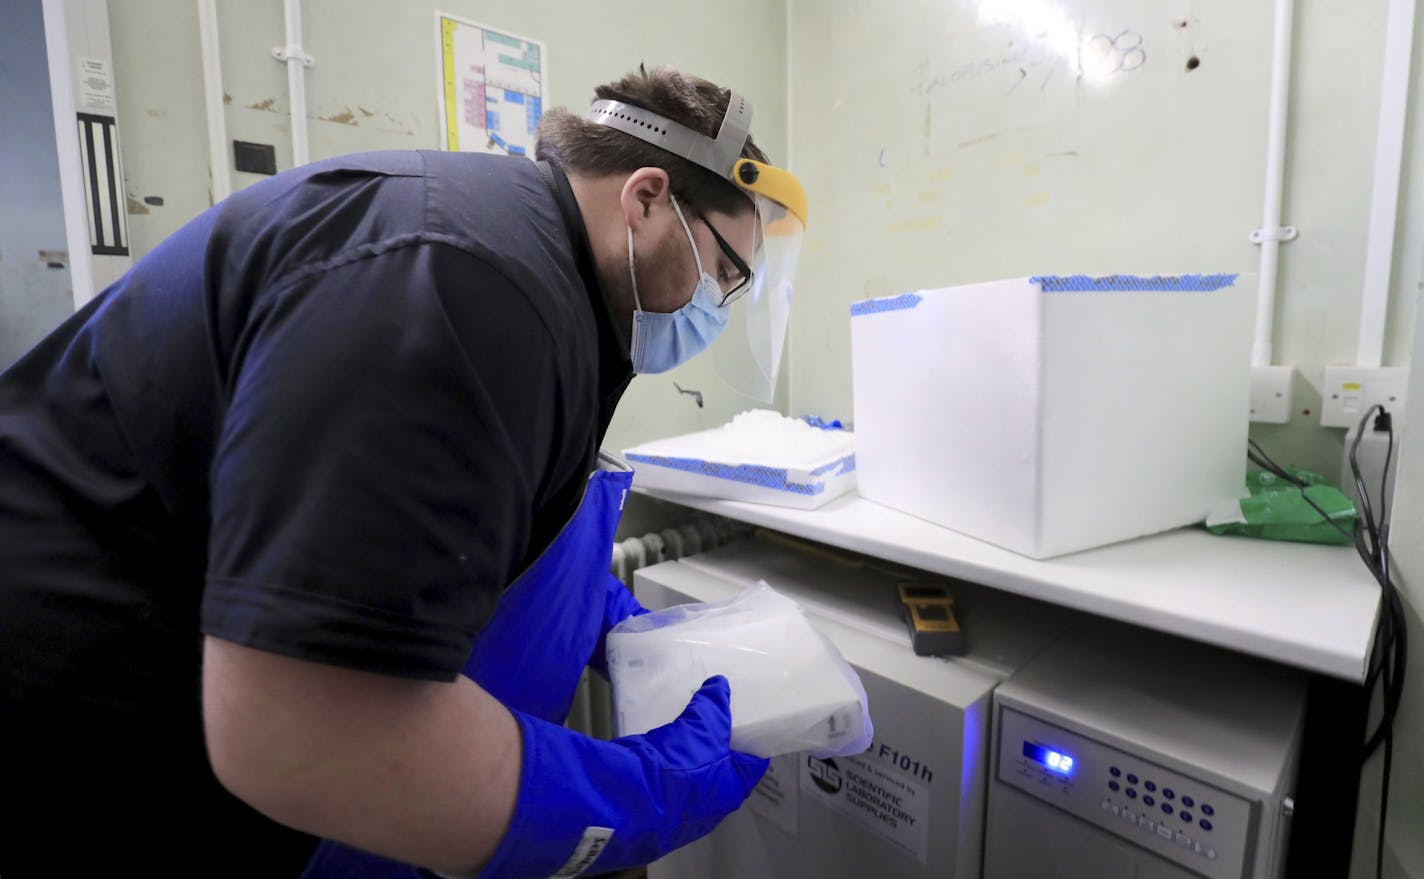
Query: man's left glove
479 676 768 878
302 677 766 879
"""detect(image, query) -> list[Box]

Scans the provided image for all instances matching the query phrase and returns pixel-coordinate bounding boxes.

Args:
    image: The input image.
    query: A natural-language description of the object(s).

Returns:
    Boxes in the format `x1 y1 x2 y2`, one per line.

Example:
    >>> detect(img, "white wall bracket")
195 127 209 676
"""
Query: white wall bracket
1249 226 1298 244
1250 365 1296 424
271 45 314 66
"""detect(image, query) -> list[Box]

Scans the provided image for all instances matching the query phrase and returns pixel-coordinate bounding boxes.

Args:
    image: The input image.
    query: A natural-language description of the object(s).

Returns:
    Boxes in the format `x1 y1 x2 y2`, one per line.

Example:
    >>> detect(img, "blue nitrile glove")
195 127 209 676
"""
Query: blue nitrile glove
590 572 648 679
478 676 769 879
464 571 647 724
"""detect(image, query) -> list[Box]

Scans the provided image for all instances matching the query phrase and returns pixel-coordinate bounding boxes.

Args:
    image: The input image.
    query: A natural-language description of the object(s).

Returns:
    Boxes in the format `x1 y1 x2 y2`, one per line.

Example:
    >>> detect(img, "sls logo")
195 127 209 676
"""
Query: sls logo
807 756 842 795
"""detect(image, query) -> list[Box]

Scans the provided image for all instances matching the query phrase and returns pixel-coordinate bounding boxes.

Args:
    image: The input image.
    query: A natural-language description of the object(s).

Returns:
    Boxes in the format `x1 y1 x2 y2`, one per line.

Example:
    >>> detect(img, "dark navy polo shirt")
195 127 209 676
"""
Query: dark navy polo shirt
0 151 631 874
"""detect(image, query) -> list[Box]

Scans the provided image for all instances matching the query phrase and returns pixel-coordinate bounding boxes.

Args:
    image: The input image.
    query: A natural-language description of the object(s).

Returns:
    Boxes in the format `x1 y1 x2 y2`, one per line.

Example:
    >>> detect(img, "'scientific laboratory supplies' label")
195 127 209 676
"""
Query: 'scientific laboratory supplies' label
799 749 930 862
747 753 800 835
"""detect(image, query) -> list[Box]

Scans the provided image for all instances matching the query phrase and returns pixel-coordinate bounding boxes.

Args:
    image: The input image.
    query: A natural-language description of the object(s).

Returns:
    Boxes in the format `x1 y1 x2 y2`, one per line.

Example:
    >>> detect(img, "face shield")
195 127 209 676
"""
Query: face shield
710 160 807 401
587 92 808 402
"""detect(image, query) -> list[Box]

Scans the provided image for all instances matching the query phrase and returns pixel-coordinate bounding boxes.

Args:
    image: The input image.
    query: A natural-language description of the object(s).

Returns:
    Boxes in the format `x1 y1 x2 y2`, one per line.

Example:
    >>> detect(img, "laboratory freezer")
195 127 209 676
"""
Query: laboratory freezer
982 624 1307 879
632 533 1071 879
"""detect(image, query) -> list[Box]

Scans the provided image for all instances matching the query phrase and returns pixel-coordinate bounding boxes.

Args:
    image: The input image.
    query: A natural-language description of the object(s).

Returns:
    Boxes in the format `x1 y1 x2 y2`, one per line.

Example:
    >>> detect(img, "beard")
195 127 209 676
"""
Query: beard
599 223 693 335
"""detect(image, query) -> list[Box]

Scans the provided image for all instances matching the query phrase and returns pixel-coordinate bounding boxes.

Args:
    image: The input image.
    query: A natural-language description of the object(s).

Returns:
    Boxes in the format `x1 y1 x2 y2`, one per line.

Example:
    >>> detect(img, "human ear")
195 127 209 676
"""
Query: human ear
619 167 671 230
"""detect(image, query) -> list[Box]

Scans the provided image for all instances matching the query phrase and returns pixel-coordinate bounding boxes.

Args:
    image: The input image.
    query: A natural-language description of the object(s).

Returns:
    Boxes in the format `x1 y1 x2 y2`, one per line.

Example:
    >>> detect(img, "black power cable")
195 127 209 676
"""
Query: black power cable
1248 405 1404 879
1245 441 1353 539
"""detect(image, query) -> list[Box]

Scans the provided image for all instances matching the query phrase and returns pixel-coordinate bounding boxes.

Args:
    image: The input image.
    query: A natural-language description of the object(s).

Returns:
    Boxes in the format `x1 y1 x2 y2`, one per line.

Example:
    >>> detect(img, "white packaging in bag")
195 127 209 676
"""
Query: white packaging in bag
606 582 873 759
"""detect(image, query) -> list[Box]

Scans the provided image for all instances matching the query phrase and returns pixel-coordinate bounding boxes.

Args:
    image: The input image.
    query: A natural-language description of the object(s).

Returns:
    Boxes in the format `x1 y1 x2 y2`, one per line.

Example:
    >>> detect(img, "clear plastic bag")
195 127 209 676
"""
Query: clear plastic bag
606 582 873 759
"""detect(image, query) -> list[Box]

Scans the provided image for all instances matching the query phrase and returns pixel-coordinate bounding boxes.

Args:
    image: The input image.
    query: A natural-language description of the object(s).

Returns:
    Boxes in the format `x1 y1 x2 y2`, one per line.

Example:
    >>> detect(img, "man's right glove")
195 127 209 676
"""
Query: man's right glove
478 675 768 879
467 571 646 724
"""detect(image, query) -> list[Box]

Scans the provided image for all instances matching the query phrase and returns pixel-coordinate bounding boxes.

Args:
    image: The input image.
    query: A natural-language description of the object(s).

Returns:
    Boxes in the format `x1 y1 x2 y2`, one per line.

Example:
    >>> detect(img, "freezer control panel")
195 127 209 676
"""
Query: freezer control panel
996 707 1257 879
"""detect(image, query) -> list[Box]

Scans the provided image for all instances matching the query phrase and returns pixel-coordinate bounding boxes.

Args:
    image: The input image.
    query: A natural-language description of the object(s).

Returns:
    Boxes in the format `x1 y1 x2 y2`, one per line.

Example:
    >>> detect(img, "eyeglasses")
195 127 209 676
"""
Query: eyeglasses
700 214 755 307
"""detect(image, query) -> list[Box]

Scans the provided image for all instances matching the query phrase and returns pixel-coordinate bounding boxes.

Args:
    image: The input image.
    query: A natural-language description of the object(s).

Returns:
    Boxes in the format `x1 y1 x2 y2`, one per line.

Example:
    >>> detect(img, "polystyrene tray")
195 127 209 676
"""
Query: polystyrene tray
624 427 856 510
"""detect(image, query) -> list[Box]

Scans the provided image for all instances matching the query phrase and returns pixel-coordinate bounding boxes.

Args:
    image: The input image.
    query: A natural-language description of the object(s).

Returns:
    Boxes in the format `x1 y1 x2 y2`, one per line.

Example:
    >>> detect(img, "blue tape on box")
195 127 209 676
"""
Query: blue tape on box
810 455 856 477
1030 273 1239 293
850 293 923 317
628 453 855 496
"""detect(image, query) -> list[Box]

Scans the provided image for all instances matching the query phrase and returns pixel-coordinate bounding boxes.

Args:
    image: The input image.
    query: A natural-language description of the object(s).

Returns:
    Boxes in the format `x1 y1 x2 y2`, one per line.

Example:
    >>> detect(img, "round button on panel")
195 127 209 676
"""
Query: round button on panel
1109 781 1120 792
1145 781 1157 792
1126 789 1138 799
1127 773 1139 785
1143 795 1155 807
1200 819 1214 832
1161 803 1173 815
1180 811 1193 823
1110 767 1121 777
1201 804 1215 816
1163 788 1176 800
1181 795 1195 808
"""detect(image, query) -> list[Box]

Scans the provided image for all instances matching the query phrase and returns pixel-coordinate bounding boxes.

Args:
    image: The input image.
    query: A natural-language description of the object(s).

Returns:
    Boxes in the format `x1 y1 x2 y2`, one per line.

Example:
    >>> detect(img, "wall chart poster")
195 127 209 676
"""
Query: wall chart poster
436 11 547 156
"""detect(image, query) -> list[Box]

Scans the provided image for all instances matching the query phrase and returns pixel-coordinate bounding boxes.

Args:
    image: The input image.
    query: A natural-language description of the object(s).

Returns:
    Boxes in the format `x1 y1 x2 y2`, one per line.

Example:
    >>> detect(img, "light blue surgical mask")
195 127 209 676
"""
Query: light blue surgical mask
626 194 730 374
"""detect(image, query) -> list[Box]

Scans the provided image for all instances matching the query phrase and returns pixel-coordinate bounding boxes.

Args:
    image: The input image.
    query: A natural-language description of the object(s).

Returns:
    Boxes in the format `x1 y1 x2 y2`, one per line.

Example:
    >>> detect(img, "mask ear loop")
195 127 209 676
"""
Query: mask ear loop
669 193 706 275
626 225 643 313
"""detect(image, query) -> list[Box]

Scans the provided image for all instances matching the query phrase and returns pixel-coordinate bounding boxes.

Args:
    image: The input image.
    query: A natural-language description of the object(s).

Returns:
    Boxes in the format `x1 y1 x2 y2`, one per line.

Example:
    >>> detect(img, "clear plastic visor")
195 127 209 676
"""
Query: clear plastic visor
711 193 805 402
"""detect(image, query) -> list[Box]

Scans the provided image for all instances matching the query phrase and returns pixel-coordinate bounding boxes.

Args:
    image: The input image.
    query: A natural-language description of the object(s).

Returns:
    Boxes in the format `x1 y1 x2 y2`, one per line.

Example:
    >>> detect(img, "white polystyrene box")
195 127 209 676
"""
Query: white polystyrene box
850 274 1254 559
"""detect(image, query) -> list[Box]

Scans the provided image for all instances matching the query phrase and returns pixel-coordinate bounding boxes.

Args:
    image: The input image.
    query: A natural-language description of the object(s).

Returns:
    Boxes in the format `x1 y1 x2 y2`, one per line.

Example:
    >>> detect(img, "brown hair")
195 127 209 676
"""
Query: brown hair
536 64 768 217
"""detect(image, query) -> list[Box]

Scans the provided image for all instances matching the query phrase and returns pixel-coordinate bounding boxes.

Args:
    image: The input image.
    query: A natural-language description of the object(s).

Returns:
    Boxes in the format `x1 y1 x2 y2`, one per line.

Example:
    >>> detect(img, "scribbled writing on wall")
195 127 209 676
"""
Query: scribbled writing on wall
911 26 1147 97
912 41 1063 96
1082 30 1147 79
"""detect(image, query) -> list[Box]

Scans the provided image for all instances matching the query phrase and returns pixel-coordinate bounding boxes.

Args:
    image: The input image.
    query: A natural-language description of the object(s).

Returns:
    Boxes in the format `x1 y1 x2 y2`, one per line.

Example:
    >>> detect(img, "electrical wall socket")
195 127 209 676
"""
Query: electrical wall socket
1250 365 1295 423
1319 366 1408 428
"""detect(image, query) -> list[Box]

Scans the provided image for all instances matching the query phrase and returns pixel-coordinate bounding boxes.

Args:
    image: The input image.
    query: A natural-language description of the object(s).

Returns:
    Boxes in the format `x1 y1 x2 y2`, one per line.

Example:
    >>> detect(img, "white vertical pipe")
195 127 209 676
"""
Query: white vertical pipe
1357 0 1417 369
197 0 230 202
282 0 309 166
785 0 798 414
1253 0 1294 368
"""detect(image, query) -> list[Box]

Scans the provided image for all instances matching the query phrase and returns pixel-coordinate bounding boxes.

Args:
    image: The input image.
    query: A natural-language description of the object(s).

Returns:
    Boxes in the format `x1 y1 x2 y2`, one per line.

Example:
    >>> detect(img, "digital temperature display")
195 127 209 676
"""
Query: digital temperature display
1023 741 1075 775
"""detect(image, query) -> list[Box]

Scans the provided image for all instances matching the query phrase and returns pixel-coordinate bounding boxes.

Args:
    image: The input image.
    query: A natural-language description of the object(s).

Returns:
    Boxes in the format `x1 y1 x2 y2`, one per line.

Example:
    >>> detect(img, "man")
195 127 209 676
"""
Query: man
0 65 808 877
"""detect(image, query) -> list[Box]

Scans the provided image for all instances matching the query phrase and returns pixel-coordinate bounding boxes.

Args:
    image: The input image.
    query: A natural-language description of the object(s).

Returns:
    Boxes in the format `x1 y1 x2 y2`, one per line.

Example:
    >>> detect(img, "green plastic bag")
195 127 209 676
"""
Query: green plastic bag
1204 467 1357 546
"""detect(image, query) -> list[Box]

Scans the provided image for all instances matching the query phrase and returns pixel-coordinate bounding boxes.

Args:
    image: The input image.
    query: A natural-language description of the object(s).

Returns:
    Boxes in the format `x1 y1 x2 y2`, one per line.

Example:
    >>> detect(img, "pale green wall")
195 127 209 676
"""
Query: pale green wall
1251 0 1424 487
786 0 1420 485
108 0 788 456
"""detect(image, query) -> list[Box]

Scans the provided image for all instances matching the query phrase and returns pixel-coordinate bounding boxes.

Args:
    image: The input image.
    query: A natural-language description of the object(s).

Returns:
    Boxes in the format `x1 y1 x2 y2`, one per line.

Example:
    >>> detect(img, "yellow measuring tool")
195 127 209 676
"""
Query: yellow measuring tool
897 580 965 656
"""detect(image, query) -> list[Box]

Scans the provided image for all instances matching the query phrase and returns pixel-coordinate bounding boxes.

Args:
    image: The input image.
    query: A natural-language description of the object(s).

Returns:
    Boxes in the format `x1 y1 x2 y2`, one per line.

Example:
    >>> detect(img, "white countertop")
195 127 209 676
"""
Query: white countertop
636 488 1383 683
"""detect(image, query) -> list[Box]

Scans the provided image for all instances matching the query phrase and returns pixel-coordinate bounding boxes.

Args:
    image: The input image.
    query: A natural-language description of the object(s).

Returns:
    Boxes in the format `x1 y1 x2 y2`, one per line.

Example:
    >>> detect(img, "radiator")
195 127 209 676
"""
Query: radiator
564 513 756 740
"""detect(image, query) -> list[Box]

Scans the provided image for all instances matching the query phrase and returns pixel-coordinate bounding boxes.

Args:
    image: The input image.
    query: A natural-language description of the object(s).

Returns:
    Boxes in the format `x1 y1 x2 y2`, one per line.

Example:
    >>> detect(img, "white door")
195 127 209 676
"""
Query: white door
0 0 74 368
